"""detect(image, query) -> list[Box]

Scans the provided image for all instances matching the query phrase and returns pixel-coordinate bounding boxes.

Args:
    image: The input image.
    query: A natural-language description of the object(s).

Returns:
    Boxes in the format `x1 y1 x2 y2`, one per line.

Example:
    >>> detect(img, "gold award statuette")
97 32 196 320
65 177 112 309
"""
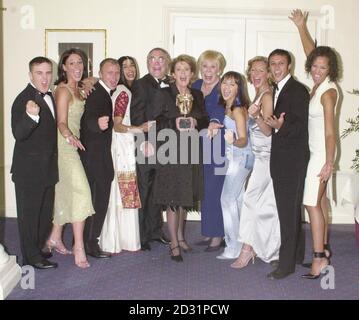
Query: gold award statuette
176 93 194 130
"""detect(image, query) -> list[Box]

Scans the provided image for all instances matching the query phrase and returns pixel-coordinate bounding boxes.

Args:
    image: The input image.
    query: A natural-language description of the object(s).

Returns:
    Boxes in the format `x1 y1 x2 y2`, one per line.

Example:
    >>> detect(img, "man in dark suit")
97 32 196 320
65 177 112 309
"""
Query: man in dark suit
265 49 310 279
11 56 58 269
80 58 120 259
130 48 171 250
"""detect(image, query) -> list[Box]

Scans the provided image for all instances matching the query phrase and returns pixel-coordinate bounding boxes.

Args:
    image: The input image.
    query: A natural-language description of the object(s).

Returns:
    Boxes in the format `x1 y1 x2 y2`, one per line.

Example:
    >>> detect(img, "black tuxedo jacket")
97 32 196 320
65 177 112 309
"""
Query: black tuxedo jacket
80 81 114 184
270 77 310 179
11 84 58 187
130 73 170 127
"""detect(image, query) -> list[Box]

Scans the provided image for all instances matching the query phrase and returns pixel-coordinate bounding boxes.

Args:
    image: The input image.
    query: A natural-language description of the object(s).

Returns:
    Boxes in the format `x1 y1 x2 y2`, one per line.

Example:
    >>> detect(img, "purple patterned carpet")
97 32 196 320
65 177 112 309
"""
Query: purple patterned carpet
1 218 358 300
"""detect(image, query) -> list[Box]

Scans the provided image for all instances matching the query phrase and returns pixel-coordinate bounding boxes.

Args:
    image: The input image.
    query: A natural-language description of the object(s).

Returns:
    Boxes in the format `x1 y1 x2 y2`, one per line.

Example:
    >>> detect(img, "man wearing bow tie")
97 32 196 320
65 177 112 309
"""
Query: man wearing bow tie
11 57 58 269
130 48 171 250
80 58 120 258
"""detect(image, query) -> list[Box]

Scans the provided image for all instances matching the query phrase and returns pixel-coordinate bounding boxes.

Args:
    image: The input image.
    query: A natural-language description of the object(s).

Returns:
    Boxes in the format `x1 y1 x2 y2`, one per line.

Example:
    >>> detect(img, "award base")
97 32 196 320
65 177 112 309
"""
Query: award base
178 117 192 130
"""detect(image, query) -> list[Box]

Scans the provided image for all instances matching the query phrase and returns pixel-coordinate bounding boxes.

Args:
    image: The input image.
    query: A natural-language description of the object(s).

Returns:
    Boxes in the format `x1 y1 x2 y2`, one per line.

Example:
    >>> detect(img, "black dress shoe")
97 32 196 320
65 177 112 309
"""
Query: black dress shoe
31 259 58 270
152 236 171 245
40 250 53 259
270 260 279 268
141 243 151 251
86 249 111 259
267 269 293 280
85 243 111 259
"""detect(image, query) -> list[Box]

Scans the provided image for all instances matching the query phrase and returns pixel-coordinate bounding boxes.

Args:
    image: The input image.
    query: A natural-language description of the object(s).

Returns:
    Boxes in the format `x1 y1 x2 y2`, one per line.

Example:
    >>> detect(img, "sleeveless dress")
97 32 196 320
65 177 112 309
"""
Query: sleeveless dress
238 92 281 263
219 111 254 258
303 77 339 206
99 85 141 253
53 85 94 225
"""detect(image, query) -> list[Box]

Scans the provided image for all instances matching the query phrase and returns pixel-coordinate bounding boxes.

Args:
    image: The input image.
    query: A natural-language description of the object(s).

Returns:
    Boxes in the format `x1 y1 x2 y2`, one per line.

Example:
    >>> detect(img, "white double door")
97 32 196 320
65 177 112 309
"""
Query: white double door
169 11 325 94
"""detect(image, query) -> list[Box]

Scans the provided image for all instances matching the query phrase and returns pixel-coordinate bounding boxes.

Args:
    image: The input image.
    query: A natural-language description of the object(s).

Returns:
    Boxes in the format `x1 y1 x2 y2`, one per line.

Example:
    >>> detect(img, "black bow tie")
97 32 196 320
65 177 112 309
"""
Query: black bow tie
158 78 168 86
272 83 279 92
110 89 116 96
39 91 52 98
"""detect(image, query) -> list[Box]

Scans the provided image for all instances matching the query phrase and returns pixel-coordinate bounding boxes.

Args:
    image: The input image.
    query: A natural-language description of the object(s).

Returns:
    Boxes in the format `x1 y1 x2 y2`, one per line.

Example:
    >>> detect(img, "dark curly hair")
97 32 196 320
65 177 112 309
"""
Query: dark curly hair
305 46 339 82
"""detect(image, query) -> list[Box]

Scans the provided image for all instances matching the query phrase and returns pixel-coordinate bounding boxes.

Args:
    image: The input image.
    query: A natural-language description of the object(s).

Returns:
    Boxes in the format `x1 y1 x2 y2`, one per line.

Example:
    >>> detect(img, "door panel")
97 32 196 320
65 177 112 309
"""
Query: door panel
245 18 321 88
173 16 246 73
171 12 324 91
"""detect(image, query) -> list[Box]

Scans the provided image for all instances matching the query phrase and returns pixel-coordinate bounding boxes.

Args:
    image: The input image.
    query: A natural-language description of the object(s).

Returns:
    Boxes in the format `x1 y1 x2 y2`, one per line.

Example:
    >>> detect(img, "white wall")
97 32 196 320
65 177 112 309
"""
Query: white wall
3 0 359 222
0 0 4 217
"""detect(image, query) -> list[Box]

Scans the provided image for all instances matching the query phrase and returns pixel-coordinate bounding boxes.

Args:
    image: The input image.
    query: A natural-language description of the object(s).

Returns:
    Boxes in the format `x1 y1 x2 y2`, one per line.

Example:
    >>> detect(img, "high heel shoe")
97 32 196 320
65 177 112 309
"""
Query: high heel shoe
302 244 332 268
45 239 72 255
169 245 183 262
301 252 329 279
178 239 195 253
230 247 256 269
324 243 332 259
73 247 90 269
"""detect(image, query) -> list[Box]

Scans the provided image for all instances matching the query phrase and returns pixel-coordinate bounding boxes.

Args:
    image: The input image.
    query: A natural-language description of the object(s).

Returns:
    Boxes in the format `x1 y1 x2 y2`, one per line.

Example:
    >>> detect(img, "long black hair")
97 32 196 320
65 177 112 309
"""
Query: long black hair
117 56 139 90
55 48 88 85
219 71 250 111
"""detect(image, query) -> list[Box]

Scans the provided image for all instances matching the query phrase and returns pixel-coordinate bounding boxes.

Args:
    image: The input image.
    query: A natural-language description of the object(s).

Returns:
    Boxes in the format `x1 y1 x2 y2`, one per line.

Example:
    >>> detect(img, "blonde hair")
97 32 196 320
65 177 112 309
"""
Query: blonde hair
197 50 226 76
246 56 269 84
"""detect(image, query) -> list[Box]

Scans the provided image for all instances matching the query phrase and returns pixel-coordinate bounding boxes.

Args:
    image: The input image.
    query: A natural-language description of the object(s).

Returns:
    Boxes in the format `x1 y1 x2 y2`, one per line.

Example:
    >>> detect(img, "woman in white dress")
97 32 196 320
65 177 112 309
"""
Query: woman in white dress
99 57 150 253
231 56 281 269
290 10 340 279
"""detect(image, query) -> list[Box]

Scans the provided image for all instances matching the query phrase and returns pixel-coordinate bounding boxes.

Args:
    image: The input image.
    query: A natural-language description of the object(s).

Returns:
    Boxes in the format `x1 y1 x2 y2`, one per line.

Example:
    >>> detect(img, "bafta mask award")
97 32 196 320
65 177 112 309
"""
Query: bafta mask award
176 93 194 130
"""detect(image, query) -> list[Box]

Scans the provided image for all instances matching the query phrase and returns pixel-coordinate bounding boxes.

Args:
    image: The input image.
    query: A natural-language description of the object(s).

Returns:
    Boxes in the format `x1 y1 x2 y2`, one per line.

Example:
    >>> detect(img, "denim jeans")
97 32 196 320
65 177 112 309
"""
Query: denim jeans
220 151 254 258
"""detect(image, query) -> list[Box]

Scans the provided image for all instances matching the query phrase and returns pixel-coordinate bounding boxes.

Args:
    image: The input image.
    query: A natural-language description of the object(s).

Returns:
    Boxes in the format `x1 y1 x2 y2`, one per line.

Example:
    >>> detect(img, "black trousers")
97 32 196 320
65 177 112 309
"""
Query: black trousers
15 184 55 265
272 176 306 273
136 163 164 245
84 179 112 247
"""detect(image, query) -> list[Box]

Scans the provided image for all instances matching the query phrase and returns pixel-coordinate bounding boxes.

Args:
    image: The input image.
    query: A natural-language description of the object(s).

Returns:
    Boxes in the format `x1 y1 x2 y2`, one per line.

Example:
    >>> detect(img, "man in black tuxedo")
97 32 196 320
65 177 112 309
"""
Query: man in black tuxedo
265 49 309 279
130 48 171 250
11 57 58 269
80 58 120 258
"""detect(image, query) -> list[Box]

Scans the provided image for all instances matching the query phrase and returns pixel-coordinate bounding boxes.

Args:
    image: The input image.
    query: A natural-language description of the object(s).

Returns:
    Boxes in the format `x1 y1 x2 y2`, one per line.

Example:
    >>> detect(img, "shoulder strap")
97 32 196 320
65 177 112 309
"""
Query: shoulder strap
254 89 270 105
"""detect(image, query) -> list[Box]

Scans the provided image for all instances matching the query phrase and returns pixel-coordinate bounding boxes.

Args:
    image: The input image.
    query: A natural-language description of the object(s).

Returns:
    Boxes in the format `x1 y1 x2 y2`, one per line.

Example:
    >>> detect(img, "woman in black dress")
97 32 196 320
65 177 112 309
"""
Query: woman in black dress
152 54 209 261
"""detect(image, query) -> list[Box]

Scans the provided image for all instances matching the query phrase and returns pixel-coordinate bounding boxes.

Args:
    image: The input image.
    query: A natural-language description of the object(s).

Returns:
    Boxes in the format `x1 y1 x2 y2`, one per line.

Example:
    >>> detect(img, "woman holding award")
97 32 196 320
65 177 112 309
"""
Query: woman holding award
152 54 209 262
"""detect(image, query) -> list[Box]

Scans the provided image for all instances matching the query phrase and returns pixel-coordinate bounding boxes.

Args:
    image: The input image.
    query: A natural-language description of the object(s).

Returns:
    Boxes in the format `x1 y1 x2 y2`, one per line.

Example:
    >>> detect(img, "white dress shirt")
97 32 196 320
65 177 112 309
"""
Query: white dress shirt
274 73 291 109
28 83 55 122
273 73 291 133
99 79 112 95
